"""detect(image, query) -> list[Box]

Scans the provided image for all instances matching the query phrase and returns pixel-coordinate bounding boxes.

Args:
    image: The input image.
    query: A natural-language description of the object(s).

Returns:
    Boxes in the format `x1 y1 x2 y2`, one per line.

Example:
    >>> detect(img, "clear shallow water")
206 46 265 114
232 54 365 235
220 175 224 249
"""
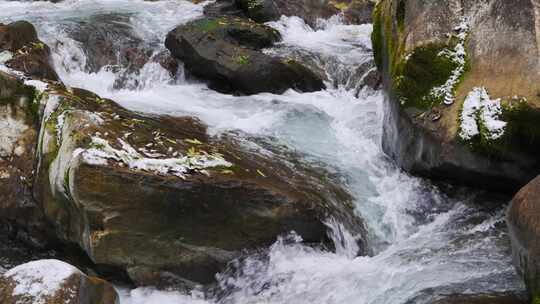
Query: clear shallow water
0 0 525 303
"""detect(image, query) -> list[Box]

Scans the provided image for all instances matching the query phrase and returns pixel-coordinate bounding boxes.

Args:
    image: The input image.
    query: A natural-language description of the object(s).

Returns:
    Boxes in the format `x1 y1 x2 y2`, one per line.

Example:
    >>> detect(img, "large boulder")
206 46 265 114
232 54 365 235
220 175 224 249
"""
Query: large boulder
508 175 540 301
0 259 118 304
165 16 324 95
373 0 540 192
0 21 58 81
31 81 366 286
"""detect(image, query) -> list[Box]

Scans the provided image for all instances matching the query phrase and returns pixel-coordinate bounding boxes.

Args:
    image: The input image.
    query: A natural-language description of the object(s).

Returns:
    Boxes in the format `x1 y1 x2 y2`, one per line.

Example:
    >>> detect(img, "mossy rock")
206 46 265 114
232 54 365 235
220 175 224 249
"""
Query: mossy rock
374 0 540 192
394 43 459 110
165 16 324 95
190 16 281 49
461 100 540 159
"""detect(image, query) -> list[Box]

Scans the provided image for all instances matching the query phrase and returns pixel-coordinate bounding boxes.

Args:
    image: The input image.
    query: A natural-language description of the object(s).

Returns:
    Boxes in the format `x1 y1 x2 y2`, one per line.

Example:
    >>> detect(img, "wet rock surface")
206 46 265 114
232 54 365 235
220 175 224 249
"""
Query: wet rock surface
165 16 325 95
57 13 178 89
64 14 151 73
0 21 58 81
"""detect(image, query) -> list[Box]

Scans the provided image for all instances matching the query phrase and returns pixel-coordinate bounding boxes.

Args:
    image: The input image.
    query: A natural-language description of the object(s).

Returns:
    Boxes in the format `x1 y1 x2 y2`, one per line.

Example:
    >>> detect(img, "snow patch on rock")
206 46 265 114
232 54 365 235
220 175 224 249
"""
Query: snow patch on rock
459 87 507 140
75 136 232 179
24 79 48 93
429 17 469 105
5 259 80 304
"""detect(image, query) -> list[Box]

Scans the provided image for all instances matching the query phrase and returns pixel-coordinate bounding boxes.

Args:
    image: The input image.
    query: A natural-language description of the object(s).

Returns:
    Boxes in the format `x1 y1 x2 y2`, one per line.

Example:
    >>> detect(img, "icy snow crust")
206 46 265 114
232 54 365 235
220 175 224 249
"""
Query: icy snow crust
459 87 507 140
5 259 80 304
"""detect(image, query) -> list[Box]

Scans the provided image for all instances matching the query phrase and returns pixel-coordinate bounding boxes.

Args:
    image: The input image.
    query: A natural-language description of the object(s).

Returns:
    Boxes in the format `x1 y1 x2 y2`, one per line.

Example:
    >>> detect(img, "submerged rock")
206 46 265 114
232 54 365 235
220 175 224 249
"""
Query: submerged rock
0 21 58 81
0 259 118 304
60 13 178 89
31 81 366 286
373 0 540 192
64 14 150 74
165 16 325 95
508 175 540 301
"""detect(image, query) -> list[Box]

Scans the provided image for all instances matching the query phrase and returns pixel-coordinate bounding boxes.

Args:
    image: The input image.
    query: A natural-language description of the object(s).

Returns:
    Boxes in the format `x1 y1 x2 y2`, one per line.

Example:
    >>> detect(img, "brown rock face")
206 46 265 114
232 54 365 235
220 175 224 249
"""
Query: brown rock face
374 0 540 192
0 71 51 245
0 259 118 304
32 84 366 286
0 21 58 81
508 175 540 301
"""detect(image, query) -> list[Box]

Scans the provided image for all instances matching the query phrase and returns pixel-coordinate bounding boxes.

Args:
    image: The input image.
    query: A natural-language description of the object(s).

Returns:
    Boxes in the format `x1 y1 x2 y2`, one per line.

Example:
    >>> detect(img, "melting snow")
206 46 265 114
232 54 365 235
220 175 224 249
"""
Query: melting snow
459 87 507 140
24 79 49 93
429 18 469 105
74 137 232 178
4 259 80 304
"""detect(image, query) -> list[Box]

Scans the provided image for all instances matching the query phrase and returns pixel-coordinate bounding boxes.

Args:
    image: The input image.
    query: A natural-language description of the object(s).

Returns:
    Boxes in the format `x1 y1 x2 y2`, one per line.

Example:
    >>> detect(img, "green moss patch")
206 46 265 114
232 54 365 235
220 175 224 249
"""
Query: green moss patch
459 99 540 158
193 19 222 32
394 44 458 110
502 102 540 153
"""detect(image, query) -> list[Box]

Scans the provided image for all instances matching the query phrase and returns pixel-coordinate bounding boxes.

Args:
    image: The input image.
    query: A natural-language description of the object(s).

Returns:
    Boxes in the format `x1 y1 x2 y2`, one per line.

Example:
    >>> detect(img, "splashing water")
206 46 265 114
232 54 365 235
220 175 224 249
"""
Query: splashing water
0 0 524 303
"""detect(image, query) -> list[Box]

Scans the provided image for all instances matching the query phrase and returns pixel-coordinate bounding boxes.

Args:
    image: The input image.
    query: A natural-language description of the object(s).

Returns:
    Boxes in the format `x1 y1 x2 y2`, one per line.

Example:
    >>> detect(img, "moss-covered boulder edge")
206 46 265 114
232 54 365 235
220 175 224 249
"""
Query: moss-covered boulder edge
373 0 540 192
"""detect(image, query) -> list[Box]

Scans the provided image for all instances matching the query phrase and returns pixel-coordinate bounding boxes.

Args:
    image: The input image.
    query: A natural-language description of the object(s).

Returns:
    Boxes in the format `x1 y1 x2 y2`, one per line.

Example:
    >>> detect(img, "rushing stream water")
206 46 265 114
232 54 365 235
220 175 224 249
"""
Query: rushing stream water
0 0 526 303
